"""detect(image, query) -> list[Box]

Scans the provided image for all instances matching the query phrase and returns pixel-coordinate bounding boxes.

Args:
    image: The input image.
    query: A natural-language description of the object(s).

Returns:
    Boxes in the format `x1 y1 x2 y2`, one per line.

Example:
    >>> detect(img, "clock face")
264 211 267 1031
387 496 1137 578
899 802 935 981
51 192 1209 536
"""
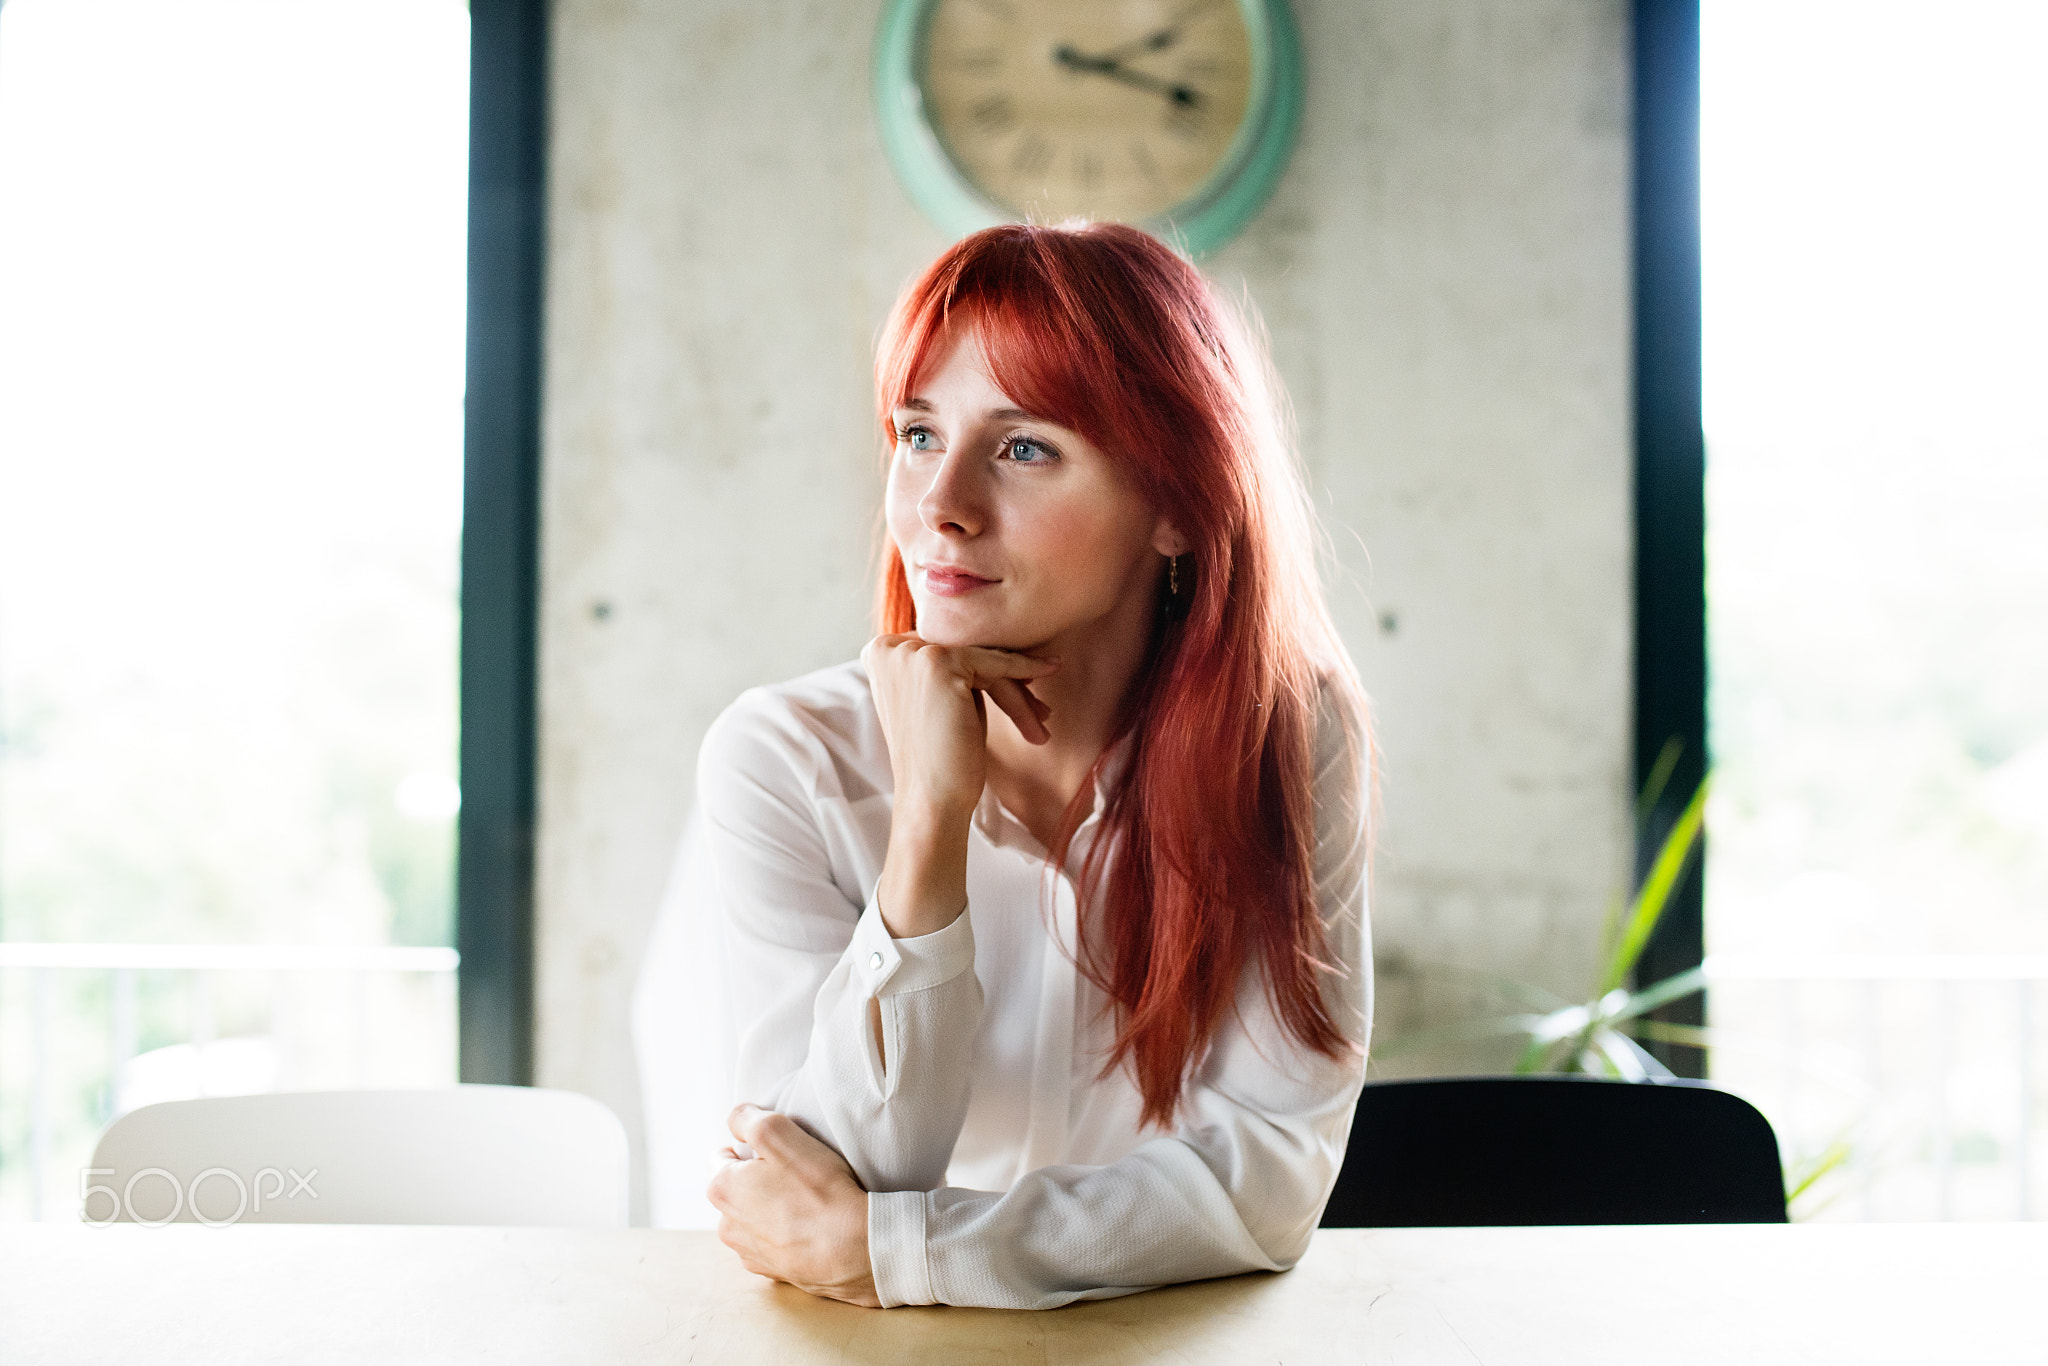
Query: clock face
919 0 1256 224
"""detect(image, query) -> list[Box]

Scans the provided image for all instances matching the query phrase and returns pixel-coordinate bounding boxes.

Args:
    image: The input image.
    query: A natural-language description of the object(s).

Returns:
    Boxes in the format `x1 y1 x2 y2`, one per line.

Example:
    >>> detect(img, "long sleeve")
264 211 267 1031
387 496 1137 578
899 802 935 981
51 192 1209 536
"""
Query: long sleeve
698 688 984 1194
692 666 1373 1311
865 685 1373 1310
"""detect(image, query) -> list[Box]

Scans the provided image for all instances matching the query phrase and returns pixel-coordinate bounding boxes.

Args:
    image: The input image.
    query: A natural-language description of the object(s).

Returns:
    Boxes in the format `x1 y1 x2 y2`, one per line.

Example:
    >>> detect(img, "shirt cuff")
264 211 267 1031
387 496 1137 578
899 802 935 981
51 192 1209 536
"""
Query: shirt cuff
867 1190 935 1307
847 894 974 997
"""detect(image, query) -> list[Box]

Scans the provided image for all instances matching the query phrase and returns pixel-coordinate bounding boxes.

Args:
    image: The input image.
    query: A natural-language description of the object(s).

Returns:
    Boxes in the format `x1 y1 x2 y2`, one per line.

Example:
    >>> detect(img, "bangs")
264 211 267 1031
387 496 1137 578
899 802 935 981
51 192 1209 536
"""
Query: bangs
884 285 1093 435
876 226 1218 493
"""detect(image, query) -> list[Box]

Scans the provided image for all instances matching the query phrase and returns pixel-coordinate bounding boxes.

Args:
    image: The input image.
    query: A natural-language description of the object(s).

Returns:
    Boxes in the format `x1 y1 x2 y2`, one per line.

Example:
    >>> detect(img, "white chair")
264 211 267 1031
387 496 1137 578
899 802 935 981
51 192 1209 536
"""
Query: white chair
85 1086 629 1226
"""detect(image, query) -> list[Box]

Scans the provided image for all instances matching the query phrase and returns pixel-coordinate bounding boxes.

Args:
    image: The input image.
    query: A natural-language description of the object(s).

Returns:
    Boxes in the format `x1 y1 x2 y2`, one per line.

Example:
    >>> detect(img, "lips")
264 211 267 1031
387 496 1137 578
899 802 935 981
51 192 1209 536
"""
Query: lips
920 563 999 597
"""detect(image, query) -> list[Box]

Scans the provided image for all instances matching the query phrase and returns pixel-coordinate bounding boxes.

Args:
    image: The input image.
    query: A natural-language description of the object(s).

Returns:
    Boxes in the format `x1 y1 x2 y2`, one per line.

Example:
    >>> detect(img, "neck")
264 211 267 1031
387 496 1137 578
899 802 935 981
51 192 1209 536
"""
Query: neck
982 592 1160 847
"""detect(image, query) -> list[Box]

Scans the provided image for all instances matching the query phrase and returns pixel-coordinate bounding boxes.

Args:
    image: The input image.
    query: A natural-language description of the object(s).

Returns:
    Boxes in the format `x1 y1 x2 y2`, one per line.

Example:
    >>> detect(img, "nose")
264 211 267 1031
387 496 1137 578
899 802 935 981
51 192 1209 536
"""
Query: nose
916 447 985 539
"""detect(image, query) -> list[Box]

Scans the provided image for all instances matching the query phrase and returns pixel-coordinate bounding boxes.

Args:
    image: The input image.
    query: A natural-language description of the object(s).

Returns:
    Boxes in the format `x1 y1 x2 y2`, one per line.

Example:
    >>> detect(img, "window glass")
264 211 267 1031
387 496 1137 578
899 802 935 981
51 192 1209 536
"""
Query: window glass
0 0 469 1219
1704 0 2048 1218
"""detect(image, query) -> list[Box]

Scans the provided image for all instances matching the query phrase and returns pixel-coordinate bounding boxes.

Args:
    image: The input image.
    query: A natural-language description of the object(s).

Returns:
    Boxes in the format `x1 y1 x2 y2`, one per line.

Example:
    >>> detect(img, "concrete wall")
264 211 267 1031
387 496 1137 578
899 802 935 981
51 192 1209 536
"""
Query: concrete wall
539 0 1633 1218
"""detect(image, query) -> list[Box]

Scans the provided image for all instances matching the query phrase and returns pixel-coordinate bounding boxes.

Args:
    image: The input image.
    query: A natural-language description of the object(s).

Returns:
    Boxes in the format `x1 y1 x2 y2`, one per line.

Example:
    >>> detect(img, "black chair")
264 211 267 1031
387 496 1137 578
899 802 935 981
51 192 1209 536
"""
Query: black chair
1320 1076 1787 1226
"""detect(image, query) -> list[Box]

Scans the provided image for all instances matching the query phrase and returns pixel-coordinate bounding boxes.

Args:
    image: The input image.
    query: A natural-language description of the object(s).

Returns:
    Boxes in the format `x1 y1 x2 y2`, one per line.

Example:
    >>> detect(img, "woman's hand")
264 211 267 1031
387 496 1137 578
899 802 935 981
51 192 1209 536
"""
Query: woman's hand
862 634 1058 812
708 1104 879 1308
862 634 1058 936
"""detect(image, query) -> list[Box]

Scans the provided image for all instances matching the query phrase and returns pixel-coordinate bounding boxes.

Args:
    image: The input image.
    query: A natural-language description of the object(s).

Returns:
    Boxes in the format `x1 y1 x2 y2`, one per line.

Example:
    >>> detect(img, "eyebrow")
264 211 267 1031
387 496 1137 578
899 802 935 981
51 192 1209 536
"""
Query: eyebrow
895 398 1039 423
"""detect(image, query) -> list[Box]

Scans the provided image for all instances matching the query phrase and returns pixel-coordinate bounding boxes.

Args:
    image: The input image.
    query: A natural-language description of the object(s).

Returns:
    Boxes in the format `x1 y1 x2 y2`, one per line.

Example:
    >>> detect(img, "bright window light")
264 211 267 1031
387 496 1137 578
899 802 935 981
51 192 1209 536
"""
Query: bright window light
1703 0 2048 1220
0 0 470 1220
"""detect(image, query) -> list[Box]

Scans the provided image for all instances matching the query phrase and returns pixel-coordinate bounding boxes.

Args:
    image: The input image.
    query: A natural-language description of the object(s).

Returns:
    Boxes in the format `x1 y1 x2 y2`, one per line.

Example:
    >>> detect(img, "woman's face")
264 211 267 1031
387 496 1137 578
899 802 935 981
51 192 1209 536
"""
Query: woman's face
886 327 1179 653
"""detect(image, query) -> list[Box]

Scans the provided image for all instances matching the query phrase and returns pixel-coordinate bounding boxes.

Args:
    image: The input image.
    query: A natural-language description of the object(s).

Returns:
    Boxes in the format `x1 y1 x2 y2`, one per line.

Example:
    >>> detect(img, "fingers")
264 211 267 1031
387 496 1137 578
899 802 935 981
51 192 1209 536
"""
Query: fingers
708 1114 874 1299
859 634 909 673
957 645 1060 683
984 676 1051 745
865 636 1058 738
706 1157 737 1216
728 1103 800 1164
728 1103 821 1164
727 1102 790 1156
705 1140 763 1219
865 633 1060 685
955 648 1056 744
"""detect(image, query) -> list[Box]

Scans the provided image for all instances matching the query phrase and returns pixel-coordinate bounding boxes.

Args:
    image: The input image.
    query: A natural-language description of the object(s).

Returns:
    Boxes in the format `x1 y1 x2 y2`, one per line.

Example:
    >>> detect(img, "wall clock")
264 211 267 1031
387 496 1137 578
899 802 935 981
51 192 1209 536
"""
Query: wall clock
873 0 1302 256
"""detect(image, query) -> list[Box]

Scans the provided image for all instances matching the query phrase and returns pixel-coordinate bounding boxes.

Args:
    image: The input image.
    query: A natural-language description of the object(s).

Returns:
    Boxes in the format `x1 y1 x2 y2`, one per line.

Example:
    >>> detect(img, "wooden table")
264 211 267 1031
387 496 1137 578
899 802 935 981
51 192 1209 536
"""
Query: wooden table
2 1224 2040 1364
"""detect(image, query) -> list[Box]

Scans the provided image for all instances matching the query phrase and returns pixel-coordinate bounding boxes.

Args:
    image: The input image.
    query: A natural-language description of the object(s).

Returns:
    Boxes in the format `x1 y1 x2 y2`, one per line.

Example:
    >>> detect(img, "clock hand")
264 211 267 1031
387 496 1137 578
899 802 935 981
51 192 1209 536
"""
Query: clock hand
1051 45 1204 107
1089 0 1221 67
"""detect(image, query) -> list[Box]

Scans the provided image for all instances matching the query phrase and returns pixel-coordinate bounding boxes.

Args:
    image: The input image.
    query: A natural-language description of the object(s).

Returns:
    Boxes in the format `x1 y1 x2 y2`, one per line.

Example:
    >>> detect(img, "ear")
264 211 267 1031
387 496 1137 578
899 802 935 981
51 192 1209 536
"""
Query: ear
1150 518 1188 558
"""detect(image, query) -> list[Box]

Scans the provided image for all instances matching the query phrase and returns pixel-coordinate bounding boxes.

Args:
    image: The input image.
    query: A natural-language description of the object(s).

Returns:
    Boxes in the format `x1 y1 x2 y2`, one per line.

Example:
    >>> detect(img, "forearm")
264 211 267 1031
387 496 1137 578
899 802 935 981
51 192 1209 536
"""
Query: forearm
866 1137 1305 1311
864 986 1368 1310
875 793 973 938
768 894 983 1194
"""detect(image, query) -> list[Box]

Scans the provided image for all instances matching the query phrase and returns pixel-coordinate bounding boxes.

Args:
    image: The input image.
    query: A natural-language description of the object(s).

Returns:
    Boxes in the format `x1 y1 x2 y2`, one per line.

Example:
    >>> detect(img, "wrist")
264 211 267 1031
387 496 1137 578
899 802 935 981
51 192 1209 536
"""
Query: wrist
895 783 979 832
879 802 971 938
839 1187 880 1308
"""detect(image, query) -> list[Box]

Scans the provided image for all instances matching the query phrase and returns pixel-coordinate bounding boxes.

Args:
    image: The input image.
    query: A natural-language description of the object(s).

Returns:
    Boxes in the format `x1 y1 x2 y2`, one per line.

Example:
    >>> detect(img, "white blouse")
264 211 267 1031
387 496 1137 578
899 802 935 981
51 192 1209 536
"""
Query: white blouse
691 658 1371 1310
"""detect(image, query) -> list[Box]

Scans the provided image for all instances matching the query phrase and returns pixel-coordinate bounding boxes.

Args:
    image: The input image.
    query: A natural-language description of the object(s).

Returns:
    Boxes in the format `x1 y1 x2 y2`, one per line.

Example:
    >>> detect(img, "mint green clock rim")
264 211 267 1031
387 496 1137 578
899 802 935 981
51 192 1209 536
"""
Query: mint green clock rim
871 0 1303 259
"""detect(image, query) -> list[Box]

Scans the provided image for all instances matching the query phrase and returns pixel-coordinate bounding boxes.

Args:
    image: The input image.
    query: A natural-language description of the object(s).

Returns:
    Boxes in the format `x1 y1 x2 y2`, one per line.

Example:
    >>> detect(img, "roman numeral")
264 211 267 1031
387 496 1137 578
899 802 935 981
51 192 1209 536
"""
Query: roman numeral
1011 133 1052 175
972 94 1016 135
1131 140 1163 186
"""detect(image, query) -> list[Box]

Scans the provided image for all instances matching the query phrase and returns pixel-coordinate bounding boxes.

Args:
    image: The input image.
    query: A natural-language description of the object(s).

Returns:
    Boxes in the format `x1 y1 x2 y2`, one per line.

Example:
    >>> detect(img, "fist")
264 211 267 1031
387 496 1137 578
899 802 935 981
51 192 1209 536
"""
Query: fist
860 634 1059 818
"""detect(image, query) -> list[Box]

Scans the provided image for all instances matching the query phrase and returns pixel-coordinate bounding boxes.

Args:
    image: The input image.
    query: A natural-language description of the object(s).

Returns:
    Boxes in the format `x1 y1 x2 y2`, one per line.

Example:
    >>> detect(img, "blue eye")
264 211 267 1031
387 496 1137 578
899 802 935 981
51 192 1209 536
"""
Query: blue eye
1003 437 1053 464
900 426 936 450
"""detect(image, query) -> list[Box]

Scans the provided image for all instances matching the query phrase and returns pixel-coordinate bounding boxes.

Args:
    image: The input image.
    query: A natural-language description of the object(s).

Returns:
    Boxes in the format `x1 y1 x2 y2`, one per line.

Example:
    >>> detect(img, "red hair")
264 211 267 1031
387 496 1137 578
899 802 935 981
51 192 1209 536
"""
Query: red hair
874 223 1368 1126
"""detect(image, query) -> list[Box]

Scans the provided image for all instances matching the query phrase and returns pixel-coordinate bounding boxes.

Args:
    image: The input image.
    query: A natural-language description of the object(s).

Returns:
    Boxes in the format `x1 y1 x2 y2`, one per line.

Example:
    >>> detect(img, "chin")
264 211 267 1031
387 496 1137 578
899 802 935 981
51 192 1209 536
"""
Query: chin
913 600 1037 651
914 618 998 649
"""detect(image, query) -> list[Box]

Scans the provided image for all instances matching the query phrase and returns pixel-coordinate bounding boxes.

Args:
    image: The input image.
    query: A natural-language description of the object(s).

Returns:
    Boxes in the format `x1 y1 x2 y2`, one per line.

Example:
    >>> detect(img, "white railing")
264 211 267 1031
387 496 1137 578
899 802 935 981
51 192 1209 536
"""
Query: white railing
1702 955 2048 1222
0 943 458 1221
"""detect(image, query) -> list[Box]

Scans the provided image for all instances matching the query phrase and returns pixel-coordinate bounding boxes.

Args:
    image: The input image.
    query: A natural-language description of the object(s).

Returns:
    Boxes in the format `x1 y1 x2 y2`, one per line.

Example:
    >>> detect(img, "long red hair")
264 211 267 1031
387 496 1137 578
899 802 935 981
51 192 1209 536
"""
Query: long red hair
874 223 1367 1126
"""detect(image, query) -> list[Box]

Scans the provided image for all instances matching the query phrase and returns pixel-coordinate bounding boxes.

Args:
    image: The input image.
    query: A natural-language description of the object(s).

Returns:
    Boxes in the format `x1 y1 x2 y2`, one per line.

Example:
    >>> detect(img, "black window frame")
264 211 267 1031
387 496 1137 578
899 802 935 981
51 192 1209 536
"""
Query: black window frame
1631 0 1707 1075
456 0 547 1085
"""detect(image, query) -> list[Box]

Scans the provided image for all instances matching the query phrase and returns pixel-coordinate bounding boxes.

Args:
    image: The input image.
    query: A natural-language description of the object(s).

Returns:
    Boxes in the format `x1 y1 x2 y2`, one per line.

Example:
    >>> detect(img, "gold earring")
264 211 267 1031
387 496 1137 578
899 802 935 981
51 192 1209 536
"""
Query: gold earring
1169 555 1180 596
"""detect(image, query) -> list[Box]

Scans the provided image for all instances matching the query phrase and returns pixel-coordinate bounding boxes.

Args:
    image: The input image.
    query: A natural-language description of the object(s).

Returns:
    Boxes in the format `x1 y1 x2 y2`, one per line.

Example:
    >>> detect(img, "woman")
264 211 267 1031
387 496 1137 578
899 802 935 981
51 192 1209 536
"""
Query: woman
696 222 1372 1310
